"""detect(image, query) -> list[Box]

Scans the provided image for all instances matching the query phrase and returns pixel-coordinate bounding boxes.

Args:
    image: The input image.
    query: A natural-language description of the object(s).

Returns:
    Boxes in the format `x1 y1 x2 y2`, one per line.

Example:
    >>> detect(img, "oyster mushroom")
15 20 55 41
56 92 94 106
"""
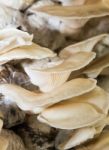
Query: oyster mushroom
55 127 96 150
84 53 109 78
26 0 109 35
0 43 56 65
60 34 108 58
76 129 109 150
0 78 96 113
0 129 25 150
38 101 105 129
0 0 34 10
55 116 109 150
23 51 96 92
38 86 109 129
0 5 26 30
0 28 32 55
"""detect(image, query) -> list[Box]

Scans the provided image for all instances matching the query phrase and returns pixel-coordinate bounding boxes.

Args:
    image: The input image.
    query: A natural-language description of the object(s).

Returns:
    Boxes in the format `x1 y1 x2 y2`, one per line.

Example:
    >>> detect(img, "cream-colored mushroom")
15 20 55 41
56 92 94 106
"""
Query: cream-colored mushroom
55 115 109 150
27 0 109 34
0 5 26 30
38 86 109 129
60 34 108 58
23 51 96 92
76 129 109 150
55 127 96 150
0 78 96 113
38 102 104 129
0 0 34 10
0 28 32 55
84 53 109 78
0 43 56 65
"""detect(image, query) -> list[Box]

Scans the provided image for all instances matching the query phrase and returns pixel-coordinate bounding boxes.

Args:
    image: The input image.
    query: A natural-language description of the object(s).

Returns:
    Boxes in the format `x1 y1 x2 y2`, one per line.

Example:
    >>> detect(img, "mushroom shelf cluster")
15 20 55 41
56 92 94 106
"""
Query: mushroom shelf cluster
0 0 109 150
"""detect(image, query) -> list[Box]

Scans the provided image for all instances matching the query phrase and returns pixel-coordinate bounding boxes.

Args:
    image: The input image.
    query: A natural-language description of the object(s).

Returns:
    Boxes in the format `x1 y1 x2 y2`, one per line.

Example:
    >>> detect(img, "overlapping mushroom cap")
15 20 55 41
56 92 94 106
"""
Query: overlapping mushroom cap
22 51 95 92
26 0 109 34
0 27 109 150
0 78 96 113
76 129 109 150
0 28 55 65
0 0 34 10
0 5 26 30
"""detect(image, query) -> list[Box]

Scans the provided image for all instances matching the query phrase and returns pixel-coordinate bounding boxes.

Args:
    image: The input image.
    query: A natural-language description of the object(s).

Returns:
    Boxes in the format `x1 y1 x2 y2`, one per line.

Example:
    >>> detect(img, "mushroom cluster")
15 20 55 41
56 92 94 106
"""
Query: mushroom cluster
0 0 109 150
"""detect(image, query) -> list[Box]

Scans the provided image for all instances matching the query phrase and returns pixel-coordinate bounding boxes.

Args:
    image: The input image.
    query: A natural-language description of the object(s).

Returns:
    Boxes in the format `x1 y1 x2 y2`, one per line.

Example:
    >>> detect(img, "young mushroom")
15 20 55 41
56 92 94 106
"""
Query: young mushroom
0 78 96 113
59 34 108 58
22 51 96 92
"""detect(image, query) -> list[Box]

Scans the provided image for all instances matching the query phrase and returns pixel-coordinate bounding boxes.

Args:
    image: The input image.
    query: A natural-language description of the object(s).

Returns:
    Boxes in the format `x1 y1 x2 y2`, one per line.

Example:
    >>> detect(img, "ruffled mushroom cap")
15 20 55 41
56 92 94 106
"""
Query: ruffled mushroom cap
55 127 96 150
0 28 32 55
0 43 56 65
60 34 108 58
38 86 109 129
76 129 109 150
0 0 34 10
0 78 96 113
38 101 104 129
27 0 109 34
23 52 95 92
55 115 109 149
0 5 26 30
84 53 109 78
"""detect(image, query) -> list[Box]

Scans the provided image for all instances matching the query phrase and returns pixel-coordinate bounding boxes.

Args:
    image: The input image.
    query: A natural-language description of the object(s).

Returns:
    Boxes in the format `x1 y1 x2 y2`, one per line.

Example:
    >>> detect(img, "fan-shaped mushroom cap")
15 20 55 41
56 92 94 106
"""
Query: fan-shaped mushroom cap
76 129 109 150
0 0 34 10
0 78 96 113
0 28 32 55
84 54 109 78
0 43 56 65
0 5 26 30
29 0 109 34
55 127 96 150
38 101 104 129
68 86 109 114
23 52 96 92
60 34 107 58
56 116 109 149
